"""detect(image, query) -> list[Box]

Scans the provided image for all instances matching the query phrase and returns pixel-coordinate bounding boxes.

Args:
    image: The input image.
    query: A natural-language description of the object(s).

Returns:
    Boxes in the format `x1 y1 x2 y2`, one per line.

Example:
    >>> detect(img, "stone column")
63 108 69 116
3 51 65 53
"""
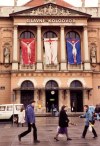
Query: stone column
83 26 91 70
60 26 67 70
12 25 18 70
36 26 42 70
98 28 100 63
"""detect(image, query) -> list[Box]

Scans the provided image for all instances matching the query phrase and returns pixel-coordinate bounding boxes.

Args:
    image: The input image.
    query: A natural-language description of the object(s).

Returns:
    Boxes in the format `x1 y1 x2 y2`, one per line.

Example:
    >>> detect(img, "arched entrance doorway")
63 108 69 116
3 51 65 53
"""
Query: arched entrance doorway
70 80 83 112
45 80 59 112
21 80 34 108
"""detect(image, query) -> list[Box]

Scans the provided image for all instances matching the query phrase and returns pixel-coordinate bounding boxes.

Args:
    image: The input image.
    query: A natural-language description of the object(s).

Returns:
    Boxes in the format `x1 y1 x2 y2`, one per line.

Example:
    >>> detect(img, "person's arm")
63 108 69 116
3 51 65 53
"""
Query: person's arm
80 113 86 118
67 40 72 46
65 113 69 123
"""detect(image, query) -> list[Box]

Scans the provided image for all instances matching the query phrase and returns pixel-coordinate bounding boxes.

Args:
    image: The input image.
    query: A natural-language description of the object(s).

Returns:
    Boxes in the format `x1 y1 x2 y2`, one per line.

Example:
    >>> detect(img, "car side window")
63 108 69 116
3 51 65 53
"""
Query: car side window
16 105 22 111
0 106 6 111
7 106 13 111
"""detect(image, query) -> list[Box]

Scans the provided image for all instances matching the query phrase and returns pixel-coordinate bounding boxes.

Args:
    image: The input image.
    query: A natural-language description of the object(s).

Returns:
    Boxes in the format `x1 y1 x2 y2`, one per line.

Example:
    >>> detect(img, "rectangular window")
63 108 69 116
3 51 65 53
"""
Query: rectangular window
7 106 13 111
0 106 6 111
16 105 22 111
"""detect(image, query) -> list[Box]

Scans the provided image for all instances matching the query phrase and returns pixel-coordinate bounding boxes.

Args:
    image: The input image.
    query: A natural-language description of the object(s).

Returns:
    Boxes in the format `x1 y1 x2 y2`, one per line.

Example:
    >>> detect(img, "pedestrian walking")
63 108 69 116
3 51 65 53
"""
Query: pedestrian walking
54 105 72 141
80 105 98 139
18 100 40 144
94 104 100 120
51 104 57 116
18 106 25 127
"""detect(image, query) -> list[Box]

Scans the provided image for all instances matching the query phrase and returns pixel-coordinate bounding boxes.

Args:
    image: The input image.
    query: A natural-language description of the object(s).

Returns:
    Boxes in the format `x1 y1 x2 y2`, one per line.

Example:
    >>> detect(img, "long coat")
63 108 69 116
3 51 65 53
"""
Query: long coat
59 110 69 128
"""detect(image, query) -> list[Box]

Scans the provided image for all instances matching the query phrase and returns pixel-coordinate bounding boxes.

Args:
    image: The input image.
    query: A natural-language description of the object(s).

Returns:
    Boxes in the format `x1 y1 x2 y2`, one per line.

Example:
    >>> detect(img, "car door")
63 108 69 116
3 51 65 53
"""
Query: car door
0 106 7 119
5 105 13 119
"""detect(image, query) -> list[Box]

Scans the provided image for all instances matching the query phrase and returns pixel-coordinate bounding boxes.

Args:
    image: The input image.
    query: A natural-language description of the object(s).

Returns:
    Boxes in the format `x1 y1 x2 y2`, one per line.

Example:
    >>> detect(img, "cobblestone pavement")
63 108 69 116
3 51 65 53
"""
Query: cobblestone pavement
0 117 100 146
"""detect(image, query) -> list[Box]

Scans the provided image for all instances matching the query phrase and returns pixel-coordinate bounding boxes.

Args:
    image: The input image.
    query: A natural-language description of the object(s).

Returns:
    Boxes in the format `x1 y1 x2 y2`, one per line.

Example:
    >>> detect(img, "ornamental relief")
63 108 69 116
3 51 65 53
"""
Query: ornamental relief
2 39 12 46
88 37 97 44
88 29 97 38
89 43 97 64
18 4 85 17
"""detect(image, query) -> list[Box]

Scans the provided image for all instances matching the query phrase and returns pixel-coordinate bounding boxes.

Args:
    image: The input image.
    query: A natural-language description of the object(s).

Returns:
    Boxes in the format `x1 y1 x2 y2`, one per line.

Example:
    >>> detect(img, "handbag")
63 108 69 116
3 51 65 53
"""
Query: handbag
89 122 94 132
89 124 92 132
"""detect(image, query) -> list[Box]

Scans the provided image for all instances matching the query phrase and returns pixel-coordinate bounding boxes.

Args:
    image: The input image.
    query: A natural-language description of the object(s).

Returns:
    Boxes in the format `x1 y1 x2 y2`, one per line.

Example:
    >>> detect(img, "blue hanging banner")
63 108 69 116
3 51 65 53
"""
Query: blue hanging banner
66 39 81 64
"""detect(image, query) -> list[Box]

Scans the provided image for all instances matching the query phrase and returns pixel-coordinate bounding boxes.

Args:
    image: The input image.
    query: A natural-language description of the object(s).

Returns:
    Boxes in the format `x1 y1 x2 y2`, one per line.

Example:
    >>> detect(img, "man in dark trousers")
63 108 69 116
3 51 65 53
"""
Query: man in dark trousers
80 105 97 139
18 100 40 144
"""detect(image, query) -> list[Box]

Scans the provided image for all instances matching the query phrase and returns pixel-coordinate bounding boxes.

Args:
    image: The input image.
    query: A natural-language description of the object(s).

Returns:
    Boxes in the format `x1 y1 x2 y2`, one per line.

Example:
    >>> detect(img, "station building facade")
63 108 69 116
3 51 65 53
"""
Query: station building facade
0 0 100 113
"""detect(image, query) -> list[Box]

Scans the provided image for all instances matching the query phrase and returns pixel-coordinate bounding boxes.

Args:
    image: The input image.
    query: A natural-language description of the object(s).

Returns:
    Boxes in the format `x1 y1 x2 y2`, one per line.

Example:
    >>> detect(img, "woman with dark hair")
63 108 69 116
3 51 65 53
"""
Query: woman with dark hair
18 106 25 127
54 105 72 141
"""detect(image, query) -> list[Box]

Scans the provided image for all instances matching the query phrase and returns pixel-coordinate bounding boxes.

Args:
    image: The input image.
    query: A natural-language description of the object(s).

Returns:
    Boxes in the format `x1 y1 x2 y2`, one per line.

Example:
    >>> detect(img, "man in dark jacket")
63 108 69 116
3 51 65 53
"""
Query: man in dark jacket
18 100 40 144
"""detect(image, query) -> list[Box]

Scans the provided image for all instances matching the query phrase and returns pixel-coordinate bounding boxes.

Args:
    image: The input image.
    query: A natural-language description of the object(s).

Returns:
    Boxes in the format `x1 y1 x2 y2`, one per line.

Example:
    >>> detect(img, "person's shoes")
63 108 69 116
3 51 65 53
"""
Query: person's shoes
67 138 72 140
34 140 40 144
93 136 98 138
54 137 59 141
18 135 21 142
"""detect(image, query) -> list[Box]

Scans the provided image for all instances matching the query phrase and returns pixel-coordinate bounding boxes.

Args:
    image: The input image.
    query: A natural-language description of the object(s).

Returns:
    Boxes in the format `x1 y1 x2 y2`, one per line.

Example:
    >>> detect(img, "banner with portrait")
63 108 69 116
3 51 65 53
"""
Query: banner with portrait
44 38 58 65
20 38 35 65
66 39 81 64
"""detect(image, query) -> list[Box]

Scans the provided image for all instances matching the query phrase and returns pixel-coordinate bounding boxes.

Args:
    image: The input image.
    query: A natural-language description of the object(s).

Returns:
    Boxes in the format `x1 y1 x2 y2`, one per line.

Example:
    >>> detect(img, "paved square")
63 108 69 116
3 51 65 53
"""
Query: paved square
0 117 100 146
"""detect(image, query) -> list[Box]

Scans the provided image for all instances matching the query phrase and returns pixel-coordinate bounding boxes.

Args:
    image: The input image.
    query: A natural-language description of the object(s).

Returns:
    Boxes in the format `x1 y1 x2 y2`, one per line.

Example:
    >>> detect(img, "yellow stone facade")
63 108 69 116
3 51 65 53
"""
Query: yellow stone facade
0 2 100 113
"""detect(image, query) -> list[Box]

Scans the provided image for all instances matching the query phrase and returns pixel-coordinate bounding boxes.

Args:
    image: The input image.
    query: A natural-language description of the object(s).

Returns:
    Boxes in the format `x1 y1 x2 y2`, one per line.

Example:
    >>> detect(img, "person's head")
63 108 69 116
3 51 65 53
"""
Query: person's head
61 105 67 112
96 104 99 108
20 106 24 112
84 105 89 112
29 100 36 107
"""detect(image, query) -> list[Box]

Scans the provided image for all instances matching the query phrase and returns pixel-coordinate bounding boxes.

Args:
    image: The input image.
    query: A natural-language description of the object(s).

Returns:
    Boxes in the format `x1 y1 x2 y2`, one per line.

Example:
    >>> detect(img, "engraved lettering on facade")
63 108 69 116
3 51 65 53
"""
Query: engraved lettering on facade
26 18 76 23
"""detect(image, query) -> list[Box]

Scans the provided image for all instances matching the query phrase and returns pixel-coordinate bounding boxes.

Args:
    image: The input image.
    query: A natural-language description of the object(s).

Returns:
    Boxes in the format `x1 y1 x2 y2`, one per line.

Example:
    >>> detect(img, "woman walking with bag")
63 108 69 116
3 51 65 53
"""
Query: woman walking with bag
54 105 72 141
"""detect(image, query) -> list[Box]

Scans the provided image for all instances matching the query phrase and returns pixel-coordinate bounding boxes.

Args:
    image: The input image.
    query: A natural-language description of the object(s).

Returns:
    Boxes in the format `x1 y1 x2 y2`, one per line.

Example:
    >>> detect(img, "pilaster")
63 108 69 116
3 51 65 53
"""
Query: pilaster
12 25 18 70
83 26 91 70
36 26 43 70
60 26 67 70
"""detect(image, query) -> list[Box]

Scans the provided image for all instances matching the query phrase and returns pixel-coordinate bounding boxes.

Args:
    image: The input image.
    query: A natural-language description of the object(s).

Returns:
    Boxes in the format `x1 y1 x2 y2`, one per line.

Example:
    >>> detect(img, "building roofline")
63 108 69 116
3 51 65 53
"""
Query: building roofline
23 0 74 7
9 2 91 17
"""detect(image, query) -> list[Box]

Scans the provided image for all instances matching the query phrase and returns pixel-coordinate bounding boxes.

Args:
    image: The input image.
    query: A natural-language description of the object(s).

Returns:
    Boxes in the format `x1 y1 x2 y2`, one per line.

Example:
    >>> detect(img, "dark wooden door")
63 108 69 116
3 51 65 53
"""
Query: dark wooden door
46 90 58 112
70 90 83 112
21 90 34 108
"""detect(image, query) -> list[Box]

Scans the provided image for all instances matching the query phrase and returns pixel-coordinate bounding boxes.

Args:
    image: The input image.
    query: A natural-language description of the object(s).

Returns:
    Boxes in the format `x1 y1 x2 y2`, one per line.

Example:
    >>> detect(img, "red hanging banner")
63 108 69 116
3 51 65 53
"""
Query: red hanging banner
20 38 35 65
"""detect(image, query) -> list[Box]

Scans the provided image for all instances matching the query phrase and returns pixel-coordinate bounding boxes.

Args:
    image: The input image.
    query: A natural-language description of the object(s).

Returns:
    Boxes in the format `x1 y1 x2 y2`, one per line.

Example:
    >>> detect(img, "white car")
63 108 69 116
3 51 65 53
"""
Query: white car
0 104 23 122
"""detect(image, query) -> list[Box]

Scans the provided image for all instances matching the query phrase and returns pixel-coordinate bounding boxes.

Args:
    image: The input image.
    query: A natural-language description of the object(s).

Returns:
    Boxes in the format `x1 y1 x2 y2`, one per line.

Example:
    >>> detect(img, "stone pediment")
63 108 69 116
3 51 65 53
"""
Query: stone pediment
10 3 91 17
